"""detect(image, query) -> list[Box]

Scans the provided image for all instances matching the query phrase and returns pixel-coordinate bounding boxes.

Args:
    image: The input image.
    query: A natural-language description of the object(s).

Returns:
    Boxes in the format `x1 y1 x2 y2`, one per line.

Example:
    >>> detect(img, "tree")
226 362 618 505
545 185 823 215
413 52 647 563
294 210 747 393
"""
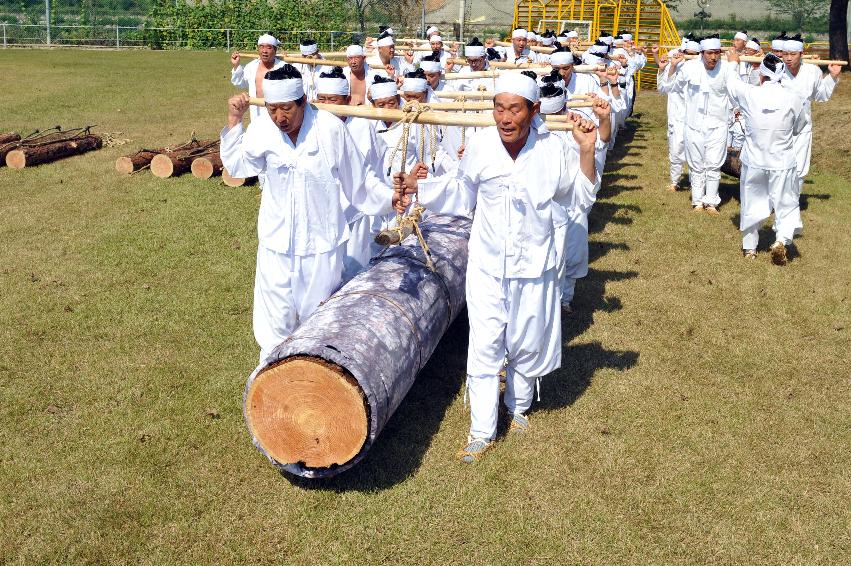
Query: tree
351 0 376 34
829 0 849 68
763 0 829 32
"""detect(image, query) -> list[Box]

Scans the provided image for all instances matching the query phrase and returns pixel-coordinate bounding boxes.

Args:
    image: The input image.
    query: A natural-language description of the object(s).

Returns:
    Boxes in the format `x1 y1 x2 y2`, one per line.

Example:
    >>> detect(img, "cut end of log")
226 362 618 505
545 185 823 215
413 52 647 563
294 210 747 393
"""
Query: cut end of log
5 150 26 169
222 169 256 187
191 157 220 179
245 357 368 469
150 154 175 178
115 156 135 174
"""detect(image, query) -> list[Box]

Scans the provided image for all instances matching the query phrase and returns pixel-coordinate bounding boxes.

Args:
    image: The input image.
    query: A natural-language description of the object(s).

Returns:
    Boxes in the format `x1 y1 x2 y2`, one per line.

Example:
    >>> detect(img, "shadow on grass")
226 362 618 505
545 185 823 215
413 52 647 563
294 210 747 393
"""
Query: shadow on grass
800 192 829 211
289 314 469 492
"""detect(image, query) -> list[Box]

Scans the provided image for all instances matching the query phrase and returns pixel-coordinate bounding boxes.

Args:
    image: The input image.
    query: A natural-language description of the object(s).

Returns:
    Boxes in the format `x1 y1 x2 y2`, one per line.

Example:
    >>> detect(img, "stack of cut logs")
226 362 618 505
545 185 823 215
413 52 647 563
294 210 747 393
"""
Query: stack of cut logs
1 127 103 169
115 137 256 187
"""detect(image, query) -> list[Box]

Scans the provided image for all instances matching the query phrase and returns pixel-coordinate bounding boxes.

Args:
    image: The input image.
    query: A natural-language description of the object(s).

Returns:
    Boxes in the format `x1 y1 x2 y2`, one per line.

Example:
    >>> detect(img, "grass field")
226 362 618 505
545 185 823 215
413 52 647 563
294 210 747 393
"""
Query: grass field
1 51 850 563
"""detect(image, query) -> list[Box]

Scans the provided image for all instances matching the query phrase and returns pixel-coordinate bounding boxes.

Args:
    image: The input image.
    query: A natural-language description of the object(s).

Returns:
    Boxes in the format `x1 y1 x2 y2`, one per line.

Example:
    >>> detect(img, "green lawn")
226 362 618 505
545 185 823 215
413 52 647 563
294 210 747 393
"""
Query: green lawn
1 50 849 563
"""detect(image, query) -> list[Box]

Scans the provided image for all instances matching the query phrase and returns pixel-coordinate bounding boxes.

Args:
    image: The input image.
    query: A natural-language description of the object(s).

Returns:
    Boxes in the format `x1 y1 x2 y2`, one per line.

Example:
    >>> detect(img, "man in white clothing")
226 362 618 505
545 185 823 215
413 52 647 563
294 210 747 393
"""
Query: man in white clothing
779 34 841 235
221 65 398 364
654 45 687 191
343 44 376 106
367 31 414 81
393 72 599 463
725 52 807 265
230 33 285 122
507 28 540 64
660 34 733 215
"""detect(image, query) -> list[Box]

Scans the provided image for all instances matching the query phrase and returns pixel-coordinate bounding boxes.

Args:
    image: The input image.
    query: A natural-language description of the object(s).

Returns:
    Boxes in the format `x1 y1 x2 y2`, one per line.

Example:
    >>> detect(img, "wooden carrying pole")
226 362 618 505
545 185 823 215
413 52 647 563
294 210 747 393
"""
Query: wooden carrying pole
249 98 574 130
494 40 554 54
444 65 605 80
682 53 848 66
433 91 592 100
282 55 351 67
396 100 594 111
6 135 102 169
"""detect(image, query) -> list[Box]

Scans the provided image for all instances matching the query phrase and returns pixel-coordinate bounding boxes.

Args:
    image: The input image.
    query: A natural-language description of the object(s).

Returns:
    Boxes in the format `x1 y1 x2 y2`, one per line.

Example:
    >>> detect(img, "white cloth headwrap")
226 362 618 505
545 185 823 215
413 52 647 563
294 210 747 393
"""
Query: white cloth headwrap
465 45 486 57
263 78 304 103
550 51 574 66
419 60 442 73
495 72 539 103
426 26 439 36
370 81 398 100
759 59 785 83
745 40 759 51
771 38 785 51
316 77 350 96
614 38 624 46
300 43 318 56
540 93 565 114
541 36 554 46
582 53 602 66
622 33 633 41
526 31 537 40
376 36 395 47
346 45 365 57
430 35 443 43
566 31 578 39
685 40 701 53
512 29 527 39
734 32 748 41
384 28 395 36
612 47 628 58
257 34 279 47
402 77 428 93
783 39 804 53
600 35 614 45
700 37 721 50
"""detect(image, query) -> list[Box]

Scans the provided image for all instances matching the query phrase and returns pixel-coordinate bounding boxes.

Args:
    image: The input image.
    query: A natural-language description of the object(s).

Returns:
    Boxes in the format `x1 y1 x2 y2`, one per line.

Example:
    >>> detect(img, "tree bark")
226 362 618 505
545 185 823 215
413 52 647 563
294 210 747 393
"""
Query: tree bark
5 135 102 169
114 149 163 174
829 0 850 68
149 140 216 178
0 132 21 145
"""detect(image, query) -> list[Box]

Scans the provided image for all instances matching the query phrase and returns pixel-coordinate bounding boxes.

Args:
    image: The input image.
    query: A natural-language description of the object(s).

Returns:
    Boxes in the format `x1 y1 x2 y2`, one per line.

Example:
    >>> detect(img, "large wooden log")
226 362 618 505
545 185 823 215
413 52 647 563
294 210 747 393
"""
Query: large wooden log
191 153 224 179
0 141 21 167
149 140 217 178
0 132 21 145
5 135 102 169
244 214 472 478
222 168 257 187
115 149 163 174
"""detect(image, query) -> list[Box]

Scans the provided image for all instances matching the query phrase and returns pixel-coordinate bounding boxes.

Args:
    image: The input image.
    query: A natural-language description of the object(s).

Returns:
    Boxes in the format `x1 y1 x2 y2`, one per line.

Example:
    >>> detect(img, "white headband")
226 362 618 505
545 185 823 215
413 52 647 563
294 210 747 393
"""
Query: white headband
402 77 428 93
512 29 527 39
495 72 539 103
771 39 785 51
257 34 279 47
600 36 614 45
612 47 627 58
419 60 442 73
540 93 565 115
526 31 537 40
263 78 304 103
541 36 554 46
550 51 574 66
370 81 398 100
430 35 443 43
300 43 318 56
745 40 759 51
685 40 701 53
346 45 365 57
759 59 786 83
566 31 578 39
734 32 748 41
783 39 804 53
465 45 485 57
582 53 602 66
622 34 633 41
426 26 439 35
614 38 624 46
700 37 721 51
316 77 349 96
376 36 395 47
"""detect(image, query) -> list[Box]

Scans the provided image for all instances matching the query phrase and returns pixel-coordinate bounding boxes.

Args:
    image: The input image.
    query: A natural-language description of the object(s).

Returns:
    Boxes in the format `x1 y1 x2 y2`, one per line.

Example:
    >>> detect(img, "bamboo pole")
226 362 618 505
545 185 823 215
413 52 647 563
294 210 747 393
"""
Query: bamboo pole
434 91 593 100
402 100 594 111
282 55 351 67
247 98 575 130
494 40 555 54
444 64 608 80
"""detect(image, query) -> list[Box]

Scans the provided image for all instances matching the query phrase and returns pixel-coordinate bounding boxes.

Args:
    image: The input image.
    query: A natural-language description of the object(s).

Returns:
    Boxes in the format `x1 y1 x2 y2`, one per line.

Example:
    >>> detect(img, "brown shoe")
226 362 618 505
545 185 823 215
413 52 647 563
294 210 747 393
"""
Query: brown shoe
692 205 704 213
743 249 757 260
667 183 678 192
769 241 787 266
704 205 720 216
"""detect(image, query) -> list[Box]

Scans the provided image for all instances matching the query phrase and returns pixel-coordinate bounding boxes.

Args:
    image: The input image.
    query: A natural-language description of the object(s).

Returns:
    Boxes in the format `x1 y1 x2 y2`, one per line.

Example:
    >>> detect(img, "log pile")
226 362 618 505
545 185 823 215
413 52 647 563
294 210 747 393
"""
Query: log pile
115 137 250 186
3 127 103 169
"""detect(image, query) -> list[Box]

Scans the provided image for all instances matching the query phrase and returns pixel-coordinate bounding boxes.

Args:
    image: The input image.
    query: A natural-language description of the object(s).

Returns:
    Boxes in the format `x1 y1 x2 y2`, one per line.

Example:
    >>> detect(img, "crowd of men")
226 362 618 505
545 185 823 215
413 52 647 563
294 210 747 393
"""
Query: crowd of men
221 24 838 463
655 31 840 265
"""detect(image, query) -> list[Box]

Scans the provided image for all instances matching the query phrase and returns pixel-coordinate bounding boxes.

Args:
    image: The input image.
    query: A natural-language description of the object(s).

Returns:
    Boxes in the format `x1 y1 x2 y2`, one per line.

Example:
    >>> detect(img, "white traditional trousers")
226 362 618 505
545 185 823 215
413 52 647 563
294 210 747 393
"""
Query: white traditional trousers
254 244 344 363
341 215 383 283
685 126 727 207
739 164 800 250
668 119 686 185
465 264 561 440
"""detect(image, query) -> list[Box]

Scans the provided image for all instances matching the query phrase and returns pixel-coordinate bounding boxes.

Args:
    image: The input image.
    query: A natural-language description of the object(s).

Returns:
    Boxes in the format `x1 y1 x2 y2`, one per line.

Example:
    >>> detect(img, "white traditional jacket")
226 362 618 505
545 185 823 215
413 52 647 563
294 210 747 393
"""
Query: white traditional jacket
781 63 838 133
659 58 734 130
220 105 394 255
417 126 595 279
